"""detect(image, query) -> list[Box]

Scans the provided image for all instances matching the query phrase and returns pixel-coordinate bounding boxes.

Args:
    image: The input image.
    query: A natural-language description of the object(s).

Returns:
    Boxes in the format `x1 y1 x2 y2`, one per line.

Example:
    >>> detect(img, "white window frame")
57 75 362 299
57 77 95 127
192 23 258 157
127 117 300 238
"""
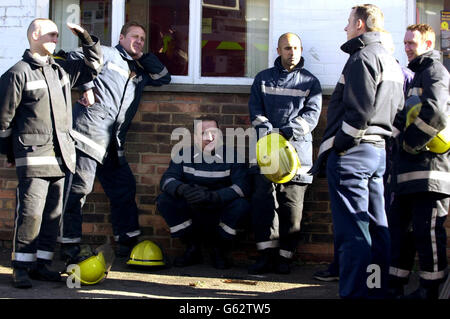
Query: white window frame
108 0 272 85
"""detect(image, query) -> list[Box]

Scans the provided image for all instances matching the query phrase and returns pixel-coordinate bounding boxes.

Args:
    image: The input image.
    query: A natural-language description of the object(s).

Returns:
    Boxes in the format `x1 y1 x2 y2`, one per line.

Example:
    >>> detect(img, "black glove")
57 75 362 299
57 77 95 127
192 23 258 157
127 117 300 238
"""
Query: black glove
184 186 209 205
74 29 94 45
186 188 222 206
176 184 195 198
206 191 221 205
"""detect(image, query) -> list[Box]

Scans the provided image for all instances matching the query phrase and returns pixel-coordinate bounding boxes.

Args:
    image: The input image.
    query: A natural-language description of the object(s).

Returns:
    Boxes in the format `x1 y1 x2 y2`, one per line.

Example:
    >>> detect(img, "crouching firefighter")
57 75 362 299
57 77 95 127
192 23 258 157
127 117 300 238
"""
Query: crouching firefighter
156 116 251 269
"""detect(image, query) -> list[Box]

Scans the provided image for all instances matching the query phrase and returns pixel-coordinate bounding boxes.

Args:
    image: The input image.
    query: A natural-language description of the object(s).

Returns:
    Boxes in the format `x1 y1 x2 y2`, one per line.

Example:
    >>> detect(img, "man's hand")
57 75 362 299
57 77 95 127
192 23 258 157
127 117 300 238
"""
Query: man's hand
6 153 15 168
66 22 86 37
67 22 93 45
133 51 144 60
78 89 95 107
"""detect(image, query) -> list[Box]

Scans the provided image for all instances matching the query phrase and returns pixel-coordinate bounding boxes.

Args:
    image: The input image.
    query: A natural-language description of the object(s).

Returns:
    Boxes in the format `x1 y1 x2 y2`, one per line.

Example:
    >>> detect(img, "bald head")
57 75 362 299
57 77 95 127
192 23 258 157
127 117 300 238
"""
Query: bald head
27 18 59 55
277 32 303 72
278 33 302 50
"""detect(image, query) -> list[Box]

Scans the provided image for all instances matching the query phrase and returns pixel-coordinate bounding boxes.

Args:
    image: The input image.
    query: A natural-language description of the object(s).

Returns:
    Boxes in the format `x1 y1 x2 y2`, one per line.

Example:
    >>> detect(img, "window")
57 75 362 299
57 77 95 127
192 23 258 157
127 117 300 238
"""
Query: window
51 0 269 84
125 0 190 76
51 0 112 53
125 0 269 83
416 0 450 70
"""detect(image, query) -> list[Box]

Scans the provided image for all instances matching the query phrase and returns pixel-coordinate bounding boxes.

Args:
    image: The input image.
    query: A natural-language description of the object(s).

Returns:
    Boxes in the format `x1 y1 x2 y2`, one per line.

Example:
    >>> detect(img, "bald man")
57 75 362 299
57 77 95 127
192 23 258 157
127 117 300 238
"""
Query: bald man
0 18 102 288
248 32 322 274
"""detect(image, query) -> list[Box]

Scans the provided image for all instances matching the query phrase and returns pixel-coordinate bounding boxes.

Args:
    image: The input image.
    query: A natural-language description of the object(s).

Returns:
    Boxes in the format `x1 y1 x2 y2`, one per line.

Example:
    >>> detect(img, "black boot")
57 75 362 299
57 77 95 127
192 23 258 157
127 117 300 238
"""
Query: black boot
386 282 404 299
60 243 81 264
248 248 276 275
116 237 139 258
402 285 439 299
28 263 61 282
12 268 32 289
173 244 203 267
274 255 291 274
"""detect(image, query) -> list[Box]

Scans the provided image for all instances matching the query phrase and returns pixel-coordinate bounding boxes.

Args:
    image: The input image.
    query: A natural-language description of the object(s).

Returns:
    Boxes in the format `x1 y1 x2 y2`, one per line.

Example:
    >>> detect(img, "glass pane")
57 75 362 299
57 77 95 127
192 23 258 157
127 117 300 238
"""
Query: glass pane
126 0 189 76
416 0 449 70
201 0 269 77
51 0 111 53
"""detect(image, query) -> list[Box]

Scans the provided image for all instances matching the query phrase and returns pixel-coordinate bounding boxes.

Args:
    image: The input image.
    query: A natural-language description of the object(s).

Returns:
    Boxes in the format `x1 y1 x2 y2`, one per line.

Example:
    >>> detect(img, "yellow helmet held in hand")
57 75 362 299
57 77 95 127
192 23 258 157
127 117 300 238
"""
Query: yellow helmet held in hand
406 96 450 154
68 252 107 285
256 132 301 184
127 240 165 267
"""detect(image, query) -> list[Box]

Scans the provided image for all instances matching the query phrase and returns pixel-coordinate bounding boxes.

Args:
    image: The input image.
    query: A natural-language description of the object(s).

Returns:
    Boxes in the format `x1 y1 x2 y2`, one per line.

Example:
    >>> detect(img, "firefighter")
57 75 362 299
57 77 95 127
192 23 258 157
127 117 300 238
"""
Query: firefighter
156 117 250 269
0 19 102 288
388 24 450 299
309 5 404 298
247 32 322 274
58 21 171 262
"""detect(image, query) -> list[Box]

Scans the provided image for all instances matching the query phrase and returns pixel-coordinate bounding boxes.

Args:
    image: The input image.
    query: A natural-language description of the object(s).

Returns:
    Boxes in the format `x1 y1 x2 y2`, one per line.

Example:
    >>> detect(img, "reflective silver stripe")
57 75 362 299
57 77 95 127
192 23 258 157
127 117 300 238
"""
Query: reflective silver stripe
12 187 20 258
57 236 81 244
70 130 107 156
113 230 141 241
12 252 36 262
149 66 169 80
118 150 125 158
389 266 410 278
437 198 448 217
338 74 345 85
261 84 310 97
397 171 450 184
392 126 401 138
342 121 366 138
170 219 192 234
162 177 177 191
24 80 47 91
60 75 70 87
0 128 11 137
36 250 54 260
279 249 293 259
414 117 439 137
126 230 141 238
183 166 231 178
361 135 384 142
107 61 129 78
418 270 447 281
15 156 62 167
431 206 438 273
317 136 335 157
230 184 244 197
219 222 237 236
295 116 310 135
256 240 279 250
252 115 269 127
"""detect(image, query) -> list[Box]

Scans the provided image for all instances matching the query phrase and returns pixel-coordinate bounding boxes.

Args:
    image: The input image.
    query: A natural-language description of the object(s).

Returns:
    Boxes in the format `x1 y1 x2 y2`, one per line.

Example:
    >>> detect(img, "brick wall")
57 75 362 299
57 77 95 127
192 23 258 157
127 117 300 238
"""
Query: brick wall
1 90 449 265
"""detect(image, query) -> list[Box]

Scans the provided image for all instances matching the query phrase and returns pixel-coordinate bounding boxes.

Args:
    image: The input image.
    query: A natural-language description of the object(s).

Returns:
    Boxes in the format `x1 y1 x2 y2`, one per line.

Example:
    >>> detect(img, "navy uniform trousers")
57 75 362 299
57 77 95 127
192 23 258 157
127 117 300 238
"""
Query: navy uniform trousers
388 192 449 289
251 173 308 259
156 192 250 242
12 176 65 269
59 148 140 245
326 142 390 299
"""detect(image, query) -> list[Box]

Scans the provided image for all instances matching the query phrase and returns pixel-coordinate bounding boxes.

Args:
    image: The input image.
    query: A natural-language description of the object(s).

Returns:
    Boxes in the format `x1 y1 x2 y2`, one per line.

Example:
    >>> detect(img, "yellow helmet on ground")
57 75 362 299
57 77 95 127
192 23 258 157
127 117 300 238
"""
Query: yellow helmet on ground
126 240 165 267
406 97 450 154
69 252 107 285
256 132 301 184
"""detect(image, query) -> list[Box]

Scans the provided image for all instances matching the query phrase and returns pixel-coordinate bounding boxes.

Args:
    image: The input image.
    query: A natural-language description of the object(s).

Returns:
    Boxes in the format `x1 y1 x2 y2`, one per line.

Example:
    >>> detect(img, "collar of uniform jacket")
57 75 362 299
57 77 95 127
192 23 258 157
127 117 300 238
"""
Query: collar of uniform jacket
22 49 55 67
115 44 134 61
407 50 440 73
274 56 305 72
340 31 382 55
